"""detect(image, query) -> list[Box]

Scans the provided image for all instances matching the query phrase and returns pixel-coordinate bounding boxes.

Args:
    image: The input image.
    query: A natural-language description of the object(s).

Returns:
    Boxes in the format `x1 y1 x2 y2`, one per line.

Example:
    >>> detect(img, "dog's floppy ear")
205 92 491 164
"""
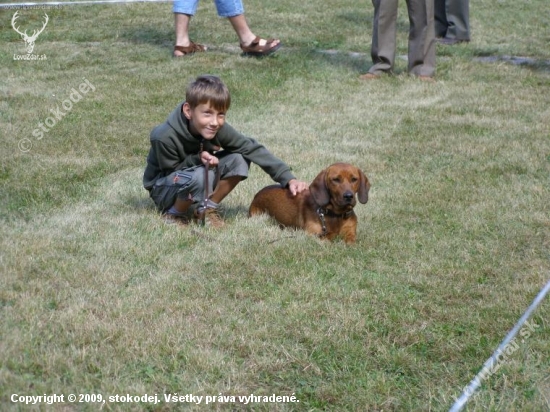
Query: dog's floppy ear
357 169 370 204
309 168 330 206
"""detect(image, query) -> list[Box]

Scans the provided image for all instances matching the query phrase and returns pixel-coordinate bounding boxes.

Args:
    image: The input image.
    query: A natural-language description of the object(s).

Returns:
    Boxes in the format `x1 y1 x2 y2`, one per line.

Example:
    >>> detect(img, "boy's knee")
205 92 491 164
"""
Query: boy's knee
219 153 249 177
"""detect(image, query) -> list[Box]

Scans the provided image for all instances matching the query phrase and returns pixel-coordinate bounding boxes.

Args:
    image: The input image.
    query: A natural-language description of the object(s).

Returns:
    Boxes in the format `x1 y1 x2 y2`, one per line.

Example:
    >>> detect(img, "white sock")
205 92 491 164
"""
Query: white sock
196 199 219 214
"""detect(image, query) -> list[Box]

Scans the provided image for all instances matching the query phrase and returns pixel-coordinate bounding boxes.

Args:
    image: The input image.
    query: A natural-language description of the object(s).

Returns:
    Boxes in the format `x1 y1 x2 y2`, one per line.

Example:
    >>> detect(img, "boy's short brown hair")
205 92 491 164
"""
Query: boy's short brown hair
185 75 231 112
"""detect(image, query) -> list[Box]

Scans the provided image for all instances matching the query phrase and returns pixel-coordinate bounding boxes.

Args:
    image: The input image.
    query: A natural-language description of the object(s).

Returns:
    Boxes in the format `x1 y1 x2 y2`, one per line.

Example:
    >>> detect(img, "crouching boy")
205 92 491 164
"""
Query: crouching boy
143 74 308 227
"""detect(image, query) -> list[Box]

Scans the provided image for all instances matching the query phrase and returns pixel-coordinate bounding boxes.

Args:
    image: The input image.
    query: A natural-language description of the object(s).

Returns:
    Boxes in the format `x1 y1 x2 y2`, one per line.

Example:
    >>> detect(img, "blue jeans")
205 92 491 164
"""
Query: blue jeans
173 0 244 18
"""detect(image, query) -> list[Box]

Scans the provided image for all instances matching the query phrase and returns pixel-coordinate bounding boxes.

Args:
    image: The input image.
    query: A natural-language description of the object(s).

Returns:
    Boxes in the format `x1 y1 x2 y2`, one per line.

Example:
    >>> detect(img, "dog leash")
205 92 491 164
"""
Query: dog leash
316 208 328 238
200 139 208 226
316 207 354 238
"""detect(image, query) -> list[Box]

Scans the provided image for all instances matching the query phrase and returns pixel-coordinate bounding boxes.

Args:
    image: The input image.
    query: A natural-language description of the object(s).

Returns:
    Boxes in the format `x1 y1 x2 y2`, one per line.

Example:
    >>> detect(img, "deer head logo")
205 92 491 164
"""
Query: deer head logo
12 11 49 54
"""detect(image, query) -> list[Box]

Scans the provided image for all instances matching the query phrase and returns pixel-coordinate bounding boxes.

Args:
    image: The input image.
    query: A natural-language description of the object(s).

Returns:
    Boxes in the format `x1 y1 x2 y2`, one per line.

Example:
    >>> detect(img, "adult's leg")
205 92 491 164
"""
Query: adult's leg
367 0 399 75
406 0 436 78
174 13 192 50
444 0 470 41
173 0 206 56
434 0 449 38
228 15 280 50
214 0 280 52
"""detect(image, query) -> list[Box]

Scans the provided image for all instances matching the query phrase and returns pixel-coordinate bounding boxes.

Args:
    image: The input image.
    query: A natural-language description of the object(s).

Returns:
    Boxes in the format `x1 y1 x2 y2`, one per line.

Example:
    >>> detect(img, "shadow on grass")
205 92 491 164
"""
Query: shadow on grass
222 205 249 220
126 194 248 222
119 26 172 51
126 195 156 212
472 52 550 73
314 49 369 74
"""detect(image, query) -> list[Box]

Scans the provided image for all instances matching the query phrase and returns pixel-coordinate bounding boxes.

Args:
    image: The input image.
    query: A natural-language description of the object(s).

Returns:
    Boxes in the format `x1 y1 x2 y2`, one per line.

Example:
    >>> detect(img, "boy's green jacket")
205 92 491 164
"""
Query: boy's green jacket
143 102 297 190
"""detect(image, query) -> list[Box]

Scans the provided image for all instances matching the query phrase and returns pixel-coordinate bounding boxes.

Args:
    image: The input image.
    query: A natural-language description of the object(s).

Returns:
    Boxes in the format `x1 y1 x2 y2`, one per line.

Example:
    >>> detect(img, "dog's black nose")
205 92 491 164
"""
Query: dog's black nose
343 191 354 202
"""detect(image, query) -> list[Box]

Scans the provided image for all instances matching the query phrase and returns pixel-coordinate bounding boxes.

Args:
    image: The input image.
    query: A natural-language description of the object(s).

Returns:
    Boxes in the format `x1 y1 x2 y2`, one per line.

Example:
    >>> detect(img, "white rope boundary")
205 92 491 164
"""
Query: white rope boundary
0 0 172 8
449 279 550 412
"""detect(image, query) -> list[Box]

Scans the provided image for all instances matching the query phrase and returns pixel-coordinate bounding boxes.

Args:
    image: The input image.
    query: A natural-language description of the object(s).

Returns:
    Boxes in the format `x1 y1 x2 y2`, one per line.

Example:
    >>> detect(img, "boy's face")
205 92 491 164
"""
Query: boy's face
183 102 226 140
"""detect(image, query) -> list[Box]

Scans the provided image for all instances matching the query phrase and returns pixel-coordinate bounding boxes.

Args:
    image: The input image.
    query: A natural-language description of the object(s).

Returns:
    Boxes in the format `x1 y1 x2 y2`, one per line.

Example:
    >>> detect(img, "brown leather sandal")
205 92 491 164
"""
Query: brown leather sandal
173 41 207 57
240 36 281 57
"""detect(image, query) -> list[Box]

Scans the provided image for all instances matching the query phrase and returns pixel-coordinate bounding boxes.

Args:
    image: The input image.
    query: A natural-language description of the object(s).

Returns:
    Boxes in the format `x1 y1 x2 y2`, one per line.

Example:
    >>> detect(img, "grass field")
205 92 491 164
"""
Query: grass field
1 0 549 410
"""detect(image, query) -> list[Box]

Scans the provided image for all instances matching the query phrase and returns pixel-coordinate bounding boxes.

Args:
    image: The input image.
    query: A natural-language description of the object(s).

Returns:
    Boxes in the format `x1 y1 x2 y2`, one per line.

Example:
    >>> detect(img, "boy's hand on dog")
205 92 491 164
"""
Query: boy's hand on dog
288 179 308 196
201 151 219 167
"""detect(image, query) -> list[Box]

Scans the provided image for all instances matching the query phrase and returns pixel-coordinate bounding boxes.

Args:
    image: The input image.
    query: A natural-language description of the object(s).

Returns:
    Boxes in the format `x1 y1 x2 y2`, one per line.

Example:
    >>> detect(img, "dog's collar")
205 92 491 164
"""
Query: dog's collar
316 207 353 238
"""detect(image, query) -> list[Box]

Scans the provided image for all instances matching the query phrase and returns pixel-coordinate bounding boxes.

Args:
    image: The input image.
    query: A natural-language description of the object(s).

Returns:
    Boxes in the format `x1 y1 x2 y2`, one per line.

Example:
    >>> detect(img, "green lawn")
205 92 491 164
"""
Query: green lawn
1 0 549 410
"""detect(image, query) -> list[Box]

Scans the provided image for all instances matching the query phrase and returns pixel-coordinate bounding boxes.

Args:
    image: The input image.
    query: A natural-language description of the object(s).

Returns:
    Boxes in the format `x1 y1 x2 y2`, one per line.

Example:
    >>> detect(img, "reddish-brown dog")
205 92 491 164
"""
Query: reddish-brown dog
249 163 370 244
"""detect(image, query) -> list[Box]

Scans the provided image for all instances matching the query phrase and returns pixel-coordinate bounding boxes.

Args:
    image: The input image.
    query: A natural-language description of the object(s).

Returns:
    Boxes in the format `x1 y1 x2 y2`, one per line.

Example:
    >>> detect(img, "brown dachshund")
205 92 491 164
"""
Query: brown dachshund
249 163 370 244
